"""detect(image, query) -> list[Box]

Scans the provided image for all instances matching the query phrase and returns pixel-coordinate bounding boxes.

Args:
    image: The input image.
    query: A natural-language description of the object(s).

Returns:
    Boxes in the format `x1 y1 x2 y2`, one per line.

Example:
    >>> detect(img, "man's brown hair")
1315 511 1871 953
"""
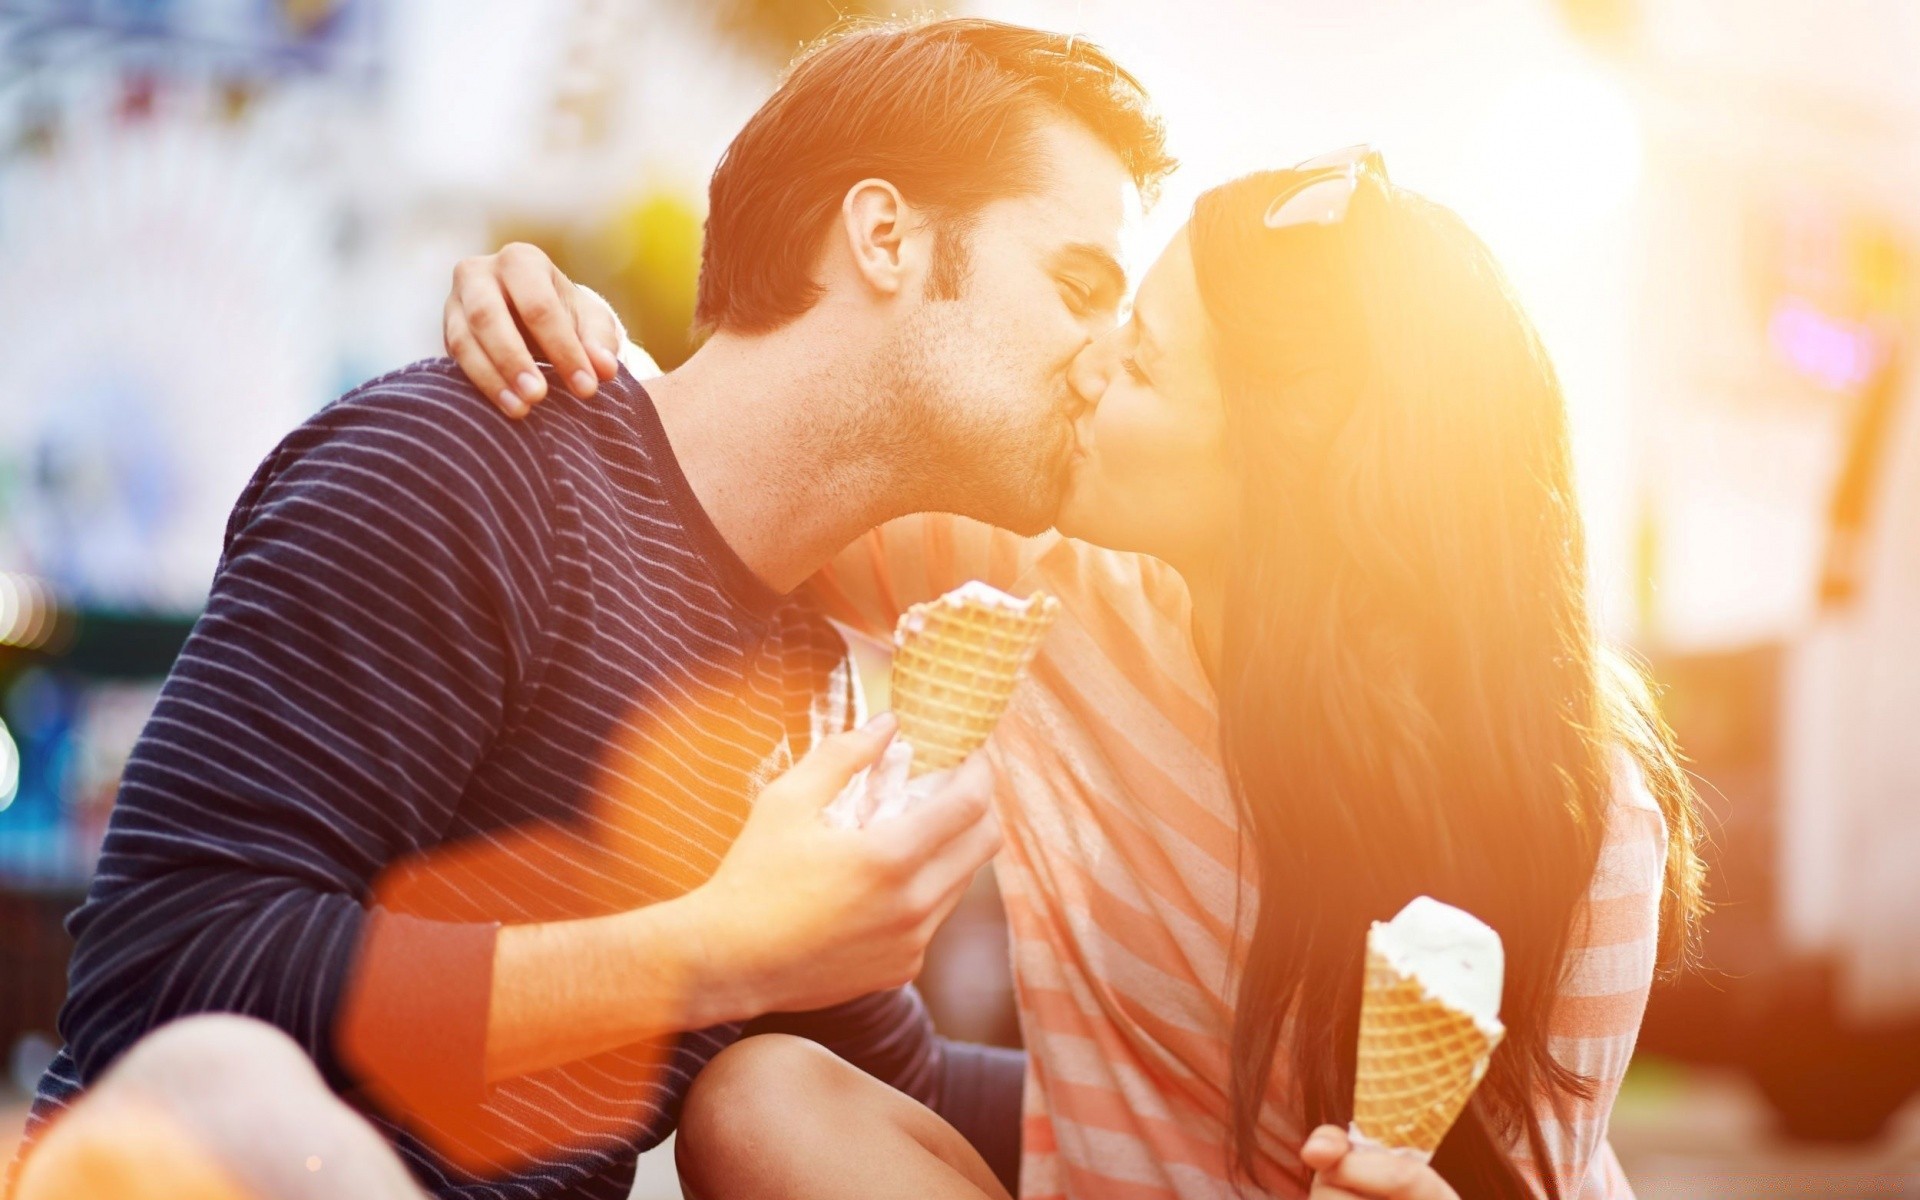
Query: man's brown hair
695 17 1175 334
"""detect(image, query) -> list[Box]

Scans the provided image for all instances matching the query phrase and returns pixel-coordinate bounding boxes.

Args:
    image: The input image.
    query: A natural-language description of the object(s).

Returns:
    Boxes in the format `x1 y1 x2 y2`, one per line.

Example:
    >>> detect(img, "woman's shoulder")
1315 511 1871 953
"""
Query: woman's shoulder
1606 745 1666 819
875 514 1187 618
1546 750 1670 1050
880 518 1201 688
1585 746 1670 902
1033 534 1190 619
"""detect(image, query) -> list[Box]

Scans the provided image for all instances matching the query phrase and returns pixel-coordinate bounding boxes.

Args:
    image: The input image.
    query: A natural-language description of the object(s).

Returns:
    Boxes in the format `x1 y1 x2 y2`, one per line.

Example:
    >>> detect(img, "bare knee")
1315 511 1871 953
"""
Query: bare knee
676 1035 866 1189
676 1035 1003 1200
78 1016 422 1200
16 1092 250 1200
109 1014 320 1101
679 1034 850 1147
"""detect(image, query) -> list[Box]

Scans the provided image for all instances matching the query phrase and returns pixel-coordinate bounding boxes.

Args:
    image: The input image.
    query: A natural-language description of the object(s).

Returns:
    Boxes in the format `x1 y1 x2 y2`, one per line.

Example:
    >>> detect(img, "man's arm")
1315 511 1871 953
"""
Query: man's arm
57 379 556 1122
477 720 1001 1084
63 374 1003 1130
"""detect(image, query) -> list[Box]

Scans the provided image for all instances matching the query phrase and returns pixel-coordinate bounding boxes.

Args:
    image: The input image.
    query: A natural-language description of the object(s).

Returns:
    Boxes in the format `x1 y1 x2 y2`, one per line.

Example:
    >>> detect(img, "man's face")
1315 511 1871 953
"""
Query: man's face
888 117 1134 535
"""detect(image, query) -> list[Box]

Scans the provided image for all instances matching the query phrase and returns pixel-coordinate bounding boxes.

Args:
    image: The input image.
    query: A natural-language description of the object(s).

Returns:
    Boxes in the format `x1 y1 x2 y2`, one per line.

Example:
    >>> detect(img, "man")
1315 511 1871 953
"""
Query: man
10 17 1172 1200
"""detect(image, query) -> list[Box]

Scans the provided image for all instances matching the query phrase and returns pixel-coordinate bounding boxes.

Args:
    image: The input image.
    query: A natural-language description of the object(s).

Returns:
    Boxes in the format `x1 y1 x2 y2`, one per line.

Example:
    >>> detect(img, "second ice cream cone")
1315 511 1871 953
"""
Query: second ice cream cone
1351 943 1504 1158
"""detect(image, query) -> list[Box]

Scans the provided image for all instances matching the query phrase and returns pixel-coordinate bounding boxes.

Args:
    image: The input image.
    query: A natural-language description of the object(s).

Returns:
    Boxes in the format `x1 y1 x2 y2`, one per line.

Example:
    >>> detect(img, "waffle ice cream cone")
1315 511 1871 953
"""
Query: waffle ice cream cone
889 581 1060 778
1350 897 1506 1160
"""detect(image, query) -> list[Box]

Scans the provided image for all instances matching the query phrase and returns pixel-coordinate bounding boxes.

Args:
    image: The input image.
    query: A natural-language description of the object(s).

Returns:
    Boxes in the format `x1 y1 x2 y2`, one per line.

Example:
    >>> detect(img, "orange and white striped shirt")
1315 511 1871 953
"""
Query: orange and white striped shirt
811 513 1666 1200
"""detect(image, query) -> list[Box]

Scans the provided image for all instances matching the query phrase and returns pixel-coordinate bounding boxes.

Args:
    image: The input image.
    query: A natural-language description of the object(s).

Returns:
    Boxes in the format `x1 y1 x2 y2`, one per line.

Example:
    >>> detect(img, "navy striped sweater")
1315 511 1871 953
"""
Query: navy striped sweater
20 360 945 1199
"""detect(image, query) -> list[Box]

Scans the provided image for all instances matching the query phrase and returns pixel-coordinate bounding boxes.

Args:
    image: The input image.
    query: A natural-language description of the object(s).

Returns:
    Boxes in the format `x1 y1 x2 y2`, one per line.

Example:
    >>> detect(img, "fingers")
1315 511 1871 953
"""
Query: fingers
913 804 1001 936
494 244 593 398
1315 1144 1460 1200
776 714 898 809
446 298 524 419
452 252 547 408
888 756 993 850
572 284 625 381
1301 1126 1350 1174
508 253 597 399
1304 1126 1462 1200
948 792 1003 875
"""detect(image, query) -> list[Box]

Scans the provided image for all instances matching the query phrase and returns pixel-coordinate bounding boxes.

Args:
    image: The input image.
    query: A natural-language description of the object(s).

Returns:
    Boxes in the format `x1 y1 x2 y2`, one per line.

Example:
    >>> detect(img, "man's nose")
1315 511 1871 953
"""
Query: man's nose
1067 339 1110 409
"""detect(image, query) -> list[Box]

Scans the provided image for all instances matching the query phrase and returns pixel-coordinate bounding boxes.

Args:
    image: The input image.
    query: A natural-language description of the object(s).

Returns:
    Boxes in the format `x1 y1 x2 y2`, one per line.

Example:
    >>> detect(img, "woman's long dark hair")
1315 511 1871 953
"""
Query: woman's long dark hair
1187 171 1706 1197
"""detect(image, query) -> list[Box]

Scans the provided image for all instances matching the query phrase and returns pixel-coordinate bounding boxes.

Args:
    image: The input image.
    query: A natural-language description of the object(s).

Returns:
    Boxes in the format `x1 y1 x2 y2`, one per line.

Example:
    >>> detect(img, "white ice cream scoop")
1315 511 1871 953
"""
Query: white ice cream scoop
1349 897 1509 1160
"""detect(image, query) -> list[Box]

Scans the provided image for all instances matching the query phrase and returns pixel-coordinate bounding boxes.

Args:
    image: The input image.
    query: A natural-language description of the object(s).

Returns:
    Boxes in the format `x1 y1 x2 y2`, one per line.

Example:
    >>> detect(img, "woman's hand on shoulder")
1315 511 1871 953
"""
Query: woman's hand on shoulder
444 242 623 418
1302 1126 1461 1200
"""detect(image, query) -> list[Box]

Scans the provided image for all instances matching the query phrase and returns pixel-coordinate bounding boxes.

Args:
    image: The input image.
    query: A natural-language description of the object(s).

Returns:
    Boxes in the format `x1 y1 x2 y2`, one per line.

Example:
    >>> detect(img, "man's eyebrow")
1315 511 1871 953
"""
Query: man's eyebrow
1053 241 1128 303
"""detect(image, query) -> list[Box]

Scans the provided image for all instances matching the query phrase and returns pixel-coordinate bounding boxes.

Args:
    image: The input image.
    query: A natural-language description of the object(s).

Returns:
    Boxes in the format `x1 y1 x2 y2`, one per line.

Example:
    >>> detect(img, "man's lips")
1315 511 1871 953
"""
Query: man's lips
1057 380 1095 470
1051 422 1085 486
1068 410 1094 461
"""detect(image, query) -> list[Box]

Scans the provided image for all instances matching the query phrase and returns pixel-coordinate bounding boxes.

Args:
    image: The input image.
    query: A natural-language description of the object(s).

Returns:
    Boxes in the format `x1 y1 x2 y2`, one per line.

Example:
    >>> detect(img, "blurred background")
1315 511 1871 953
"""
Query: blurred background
2 0 1918 1196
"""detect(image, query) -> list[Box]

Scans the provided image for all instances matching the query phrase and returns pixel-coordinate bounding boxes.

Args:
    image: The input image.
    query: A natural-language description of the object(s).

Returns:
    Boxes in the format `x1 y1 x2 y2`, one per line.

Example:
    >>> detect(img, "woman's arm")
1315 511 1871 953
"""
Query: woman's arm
438 243 1046 641
1515 760 1669 1197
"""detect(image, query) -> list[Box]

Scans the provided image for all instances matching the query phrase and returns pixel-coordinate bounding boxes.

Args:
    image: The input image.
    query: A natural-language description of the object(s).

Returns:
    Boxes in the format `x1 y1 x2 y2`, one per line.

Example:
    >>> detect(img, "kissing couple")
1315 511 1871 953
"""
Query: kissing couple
16 16 1701 1200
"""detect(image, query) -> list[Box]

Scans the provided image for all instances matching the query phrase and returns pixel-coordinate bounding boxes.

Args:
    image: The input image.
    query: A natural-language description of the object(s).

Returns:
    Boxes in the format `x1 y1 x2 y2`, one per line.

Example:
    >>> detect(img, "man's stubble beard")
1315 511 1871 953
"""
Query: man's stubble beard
879 298 1070 536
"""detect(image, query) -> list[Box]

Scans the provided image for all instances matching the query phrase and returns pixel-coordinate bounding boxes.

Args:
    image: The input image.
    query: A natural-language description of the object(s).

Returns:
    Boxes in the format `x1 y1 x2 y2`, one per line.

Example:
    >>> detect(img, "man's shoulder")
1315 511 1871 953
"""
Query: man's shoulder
322 356 540 460
212 361 602 629
287 357 612 504
230 358 588 544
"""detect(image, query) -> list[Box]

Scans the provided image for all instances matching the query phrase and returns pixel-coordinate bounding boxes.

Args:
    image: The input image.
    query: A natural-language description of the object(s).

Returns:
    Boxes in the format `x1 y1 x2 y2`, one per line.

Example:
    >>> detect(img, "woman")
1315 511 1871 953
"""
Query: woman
443 151 1704 1200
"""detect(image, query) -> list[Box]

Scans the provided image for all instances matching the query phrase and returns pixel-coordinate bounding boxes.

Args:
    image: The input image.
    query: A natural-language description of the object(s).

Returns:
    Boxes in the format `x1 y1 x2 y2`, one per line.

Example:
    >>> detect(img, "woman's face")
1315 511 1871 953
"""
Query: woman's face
1055 226 1234 571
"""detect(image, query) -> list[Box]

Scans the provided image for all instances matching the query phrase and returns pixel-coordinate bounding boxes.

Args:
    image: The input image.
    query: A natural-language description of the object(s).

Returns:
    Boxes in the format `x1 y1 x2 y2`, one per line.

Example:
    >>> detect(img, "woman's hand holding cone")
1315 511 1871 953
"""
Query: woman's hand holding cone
1302 1126 1461 1200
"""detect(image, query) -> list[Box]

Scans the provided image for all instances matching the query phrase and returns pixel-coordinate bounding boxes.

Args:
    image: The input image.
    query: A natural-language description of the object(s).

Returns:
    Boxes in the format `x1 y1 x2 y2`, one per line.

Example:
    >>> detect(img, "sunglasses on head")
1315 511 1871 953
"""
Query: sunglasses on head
1261 145 1389 230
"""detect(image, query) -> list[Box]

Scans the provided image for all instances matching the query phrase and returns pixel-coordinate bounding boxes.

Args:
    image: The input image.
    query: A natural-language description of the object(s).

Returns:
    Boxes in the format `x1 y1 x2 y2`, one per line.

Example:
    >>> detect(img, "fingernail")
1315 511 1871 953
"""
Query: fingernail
571 369 597 397
498 390 527 418
861 712 897 734
516 372 544 401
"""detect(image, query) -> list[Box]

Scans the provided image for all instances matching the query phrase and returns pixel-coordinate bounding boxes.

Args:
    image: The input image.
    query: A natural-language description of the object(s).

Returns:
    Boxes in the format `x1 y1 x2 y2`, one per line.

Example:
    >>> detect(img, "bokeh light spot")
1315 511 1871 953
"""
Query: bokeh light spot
0 717 17 814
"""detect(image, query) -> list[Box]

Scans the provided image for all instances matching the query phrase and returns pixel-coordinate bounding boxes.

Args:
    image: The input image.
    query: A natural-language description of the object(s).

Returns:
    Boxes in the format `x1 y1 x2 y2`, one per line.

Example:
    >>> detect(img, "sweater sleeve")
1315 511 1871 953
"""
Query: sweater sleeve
54 369 562 1119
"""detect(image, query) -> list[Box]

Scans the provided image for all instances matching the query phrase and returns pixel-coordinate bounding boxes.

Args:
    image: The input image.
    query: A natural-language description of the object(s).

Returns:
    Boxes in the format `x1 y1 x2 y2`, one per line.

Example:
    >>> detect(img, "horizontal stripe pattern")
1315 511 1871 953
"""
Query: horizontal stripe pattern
17 361 939 1200
815 513 1667 1200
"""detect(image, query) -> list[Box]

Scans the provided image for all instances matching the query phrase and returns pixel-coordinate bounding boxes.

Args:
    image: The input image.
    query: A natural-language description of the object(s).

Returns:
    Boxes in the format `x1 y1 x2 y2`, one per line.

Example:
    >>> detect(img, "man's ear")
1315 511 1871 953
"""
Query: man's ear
839 178 916 300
